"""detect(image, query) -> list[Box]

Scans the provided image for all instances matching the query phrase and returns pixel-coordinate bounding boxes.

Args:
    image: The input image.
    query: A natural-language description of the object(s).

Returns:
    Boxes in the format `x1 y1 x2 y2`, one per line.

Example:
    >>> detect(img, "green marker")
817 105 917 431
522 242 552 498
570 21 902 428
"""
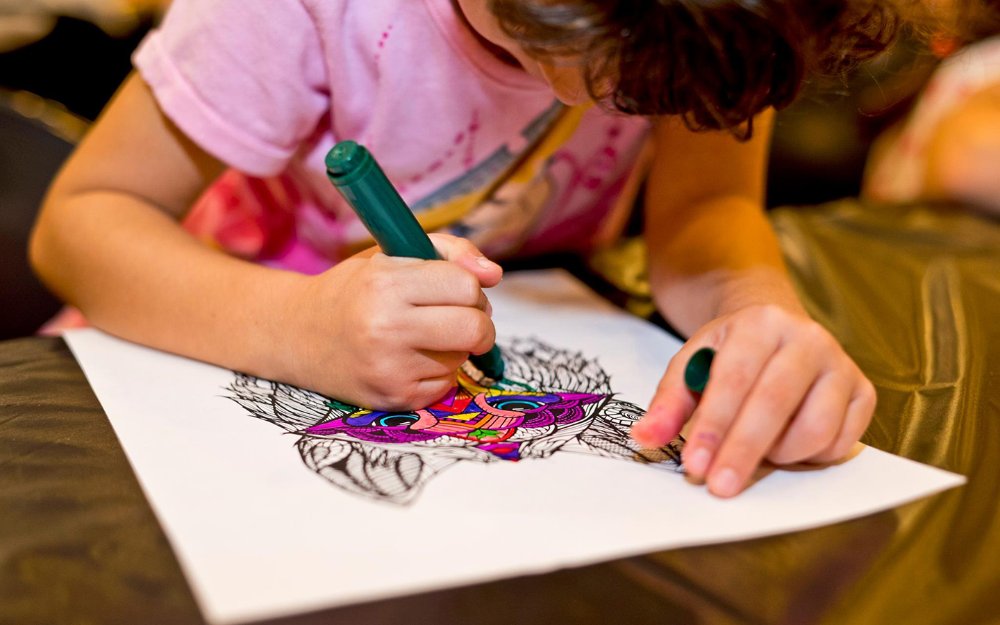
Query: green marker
684 347 715 394
325 140 505 380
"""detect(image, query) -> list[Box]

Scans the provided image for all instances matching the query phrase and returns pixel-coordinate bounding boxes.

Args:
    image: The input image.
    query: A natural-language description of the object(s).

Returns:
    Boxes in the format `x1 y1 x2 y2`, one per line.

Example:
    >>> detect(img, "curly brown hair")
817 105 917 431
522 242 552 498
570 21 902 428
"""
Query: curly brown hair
489 0 898 138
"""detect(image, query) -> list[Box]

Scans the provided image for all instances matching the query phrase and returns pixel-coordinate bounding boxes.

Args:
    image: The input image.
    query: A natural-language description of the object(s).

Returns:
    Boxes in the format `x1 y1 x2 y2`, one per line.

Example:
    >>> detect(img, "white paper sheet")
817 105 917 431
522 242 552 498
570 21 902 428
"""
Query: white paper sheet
64 269 964 625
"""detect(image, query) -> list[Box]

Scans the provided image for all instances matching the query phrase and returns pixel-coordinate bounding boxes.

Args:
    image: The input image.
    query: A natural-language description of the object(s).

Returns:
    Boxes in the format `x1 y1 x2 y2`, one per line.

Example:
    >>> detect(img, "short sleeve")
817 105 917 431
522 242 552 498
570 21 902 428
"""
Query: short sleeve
133 0 329 176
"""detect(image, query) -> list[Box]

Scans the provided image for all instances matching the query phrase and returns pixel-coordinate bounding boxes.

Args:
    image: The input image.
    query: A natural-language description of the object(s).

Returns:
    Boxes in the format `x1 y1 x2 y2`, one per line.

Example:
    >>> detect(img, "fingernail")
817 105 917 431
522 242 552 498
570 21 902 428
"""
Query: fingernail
709 467 741 497
684 447 712 477
476 255 498 270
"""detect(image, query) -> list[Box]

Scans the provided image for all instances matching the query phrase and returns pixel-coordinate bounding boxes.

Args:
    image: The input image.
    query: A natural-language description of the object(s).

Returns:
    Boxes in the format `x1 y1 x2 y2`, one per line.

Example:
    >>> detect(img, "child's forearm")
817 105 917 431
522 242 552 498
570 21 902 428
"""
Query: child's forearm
31 189 308 382
646 193 806 337
29 72 307 383
640 113 804 335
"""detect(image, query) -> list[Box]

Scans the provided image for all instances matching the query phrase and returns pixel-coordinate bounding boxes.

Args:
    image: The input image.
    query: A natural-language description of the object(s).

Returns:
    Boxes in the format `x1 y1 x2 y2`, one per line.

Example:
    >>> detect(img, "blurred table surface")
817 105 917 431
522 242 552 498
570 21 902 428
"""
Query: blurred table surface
2 200 999 625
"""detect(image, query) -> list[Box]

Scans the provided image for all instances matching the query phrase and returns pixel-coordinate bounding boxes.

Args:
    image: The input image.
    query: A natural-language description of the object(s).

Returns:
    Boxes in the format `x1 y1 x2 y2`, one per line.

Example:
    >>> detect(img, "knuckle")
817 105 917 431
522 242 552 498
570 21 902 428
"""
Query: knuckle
433 232 463 251
460 312 494 350
423 379 453 404
453 236 477 255
474 314 496 349
716 366 752 393
800 320 830 344
382 384 419 410
752 303 784 326
810 415 841 443
794 418 839 455
367 269 397 294
688 409 728 443
858 379 878 407
367 360 399 387
750 384 787 415
454 272 482 305
361 312 397 343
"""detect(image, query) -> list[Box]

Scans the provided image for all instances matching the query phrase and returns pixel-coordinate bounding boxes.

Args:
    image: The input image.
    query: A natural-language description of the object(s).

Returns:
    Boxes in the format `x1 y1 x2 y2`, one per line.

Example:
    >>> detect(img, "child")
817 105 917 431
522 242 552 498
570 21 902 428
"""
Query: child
30 0 891 497
865 0 1000 213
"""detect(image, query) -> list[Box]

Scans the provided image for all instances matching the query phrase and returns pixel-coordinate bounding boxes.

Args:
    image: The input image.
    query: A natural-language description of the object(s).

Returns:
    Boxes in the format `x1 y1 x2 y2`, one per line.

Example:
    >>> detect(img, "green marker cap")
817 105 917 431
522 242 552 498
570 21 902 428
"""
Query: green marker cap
684 347 715 394
326 140 373 182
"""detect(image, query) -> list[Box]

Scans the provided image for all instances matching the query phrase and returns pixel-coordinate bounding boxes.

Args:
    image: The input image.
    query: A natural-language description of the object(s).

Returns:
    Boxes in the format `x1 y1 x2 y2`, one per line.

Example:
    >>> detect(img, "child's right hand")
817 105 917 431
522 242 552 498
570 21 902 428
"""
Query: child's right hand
284 233 502 409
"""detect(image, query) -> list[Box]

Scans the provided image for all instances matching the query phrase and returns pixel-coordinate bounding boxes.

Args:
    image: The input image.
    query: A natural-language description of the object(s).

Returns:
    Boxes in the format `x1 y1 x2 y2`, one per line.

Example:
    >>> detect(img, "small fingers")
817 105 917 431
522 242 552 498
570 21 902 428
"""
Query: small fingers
810 378 877 464
415 263 493 316
632 385 696 449
428 233 503 287
682 326 781 480
374 258 488 308
641 304 872 498
352 346 464 409
373 374 459 411
766 370 851 465
404 306 496 355
416 349 473 379
705 341 823 497
632 341 708 448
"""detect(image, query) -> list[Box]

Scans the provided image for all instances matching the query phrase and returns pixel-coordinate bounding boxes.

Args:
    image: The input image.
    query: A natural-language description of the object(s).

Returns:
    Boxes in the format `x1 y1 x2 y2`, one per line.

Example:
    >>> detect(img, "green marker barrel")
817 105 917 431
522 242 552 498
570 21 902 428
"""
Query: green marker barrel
325 140 505 381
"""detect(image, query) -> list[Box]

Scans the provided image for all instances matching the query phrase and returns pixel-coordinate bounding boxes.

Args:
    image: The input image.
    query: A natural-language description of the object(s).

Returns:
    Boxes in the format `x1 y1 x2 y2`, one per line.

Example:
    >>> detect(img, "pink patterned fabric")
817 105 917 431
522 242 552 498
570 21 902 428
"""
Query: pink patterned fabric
864 36 1000 203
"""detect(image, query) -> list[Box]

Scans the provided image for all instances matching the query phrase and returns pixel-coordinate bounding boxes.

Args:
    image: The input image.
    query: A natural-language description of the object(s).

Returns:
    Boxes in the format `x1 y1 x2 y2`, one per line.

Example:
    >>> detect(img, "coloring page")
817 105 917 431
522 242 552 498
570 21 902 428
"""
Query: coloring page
65 270 964 625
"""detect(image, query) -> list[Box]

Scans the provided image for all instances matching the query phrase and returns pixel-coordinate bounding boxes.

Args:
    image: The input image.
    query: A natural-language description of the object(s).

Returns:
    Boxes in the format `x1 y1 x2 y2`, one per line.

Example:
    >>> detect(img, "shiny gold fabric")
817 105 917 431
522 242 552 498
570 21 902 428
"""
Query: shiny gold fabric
1 200 998 624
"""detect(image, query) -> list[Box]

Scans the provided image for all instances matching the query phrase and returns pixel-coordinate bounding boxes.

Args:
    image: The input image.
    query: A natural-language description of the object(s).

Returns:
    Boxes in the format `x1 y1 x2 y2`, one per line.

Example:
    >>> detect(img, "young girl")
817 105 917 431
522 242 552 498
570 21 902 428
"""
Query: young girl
30 0 892 497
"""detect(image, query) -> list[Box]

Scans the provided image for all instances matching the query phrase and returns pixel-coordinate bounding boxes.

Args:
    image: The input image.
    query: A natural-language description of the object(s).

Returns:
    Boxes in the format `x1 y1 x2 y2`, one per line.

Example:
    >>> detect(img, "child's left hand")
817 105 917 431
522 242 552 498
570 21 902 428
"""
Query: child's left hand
631 303 876 497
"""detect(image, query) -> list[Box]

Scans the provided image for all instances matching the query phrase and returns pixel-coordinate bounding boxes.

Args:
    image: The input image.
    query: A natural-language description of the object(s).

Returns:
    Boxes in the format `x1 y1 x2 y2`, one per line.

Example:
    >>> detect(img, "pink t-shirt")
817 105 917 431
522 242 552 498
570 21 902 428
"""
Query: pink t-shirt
133 0 651 274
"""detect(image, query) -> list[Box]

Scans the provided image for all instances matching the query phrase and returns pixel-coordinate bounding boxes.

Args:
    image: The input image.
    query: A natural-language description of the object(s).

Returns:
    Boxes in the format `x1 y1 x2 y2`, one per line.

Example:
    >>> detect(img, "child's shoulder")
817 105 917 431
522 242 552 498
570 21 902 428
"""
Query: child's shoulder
159 0 441 45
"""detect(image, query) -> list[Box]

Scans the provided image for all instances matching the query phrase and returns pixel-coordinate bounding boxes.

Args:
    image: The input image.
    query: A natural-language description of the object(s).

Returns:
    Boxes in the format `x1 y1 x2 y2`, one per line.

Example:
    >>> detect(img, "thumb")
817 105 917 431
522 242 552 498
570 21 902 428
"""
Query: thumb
429 233 503 287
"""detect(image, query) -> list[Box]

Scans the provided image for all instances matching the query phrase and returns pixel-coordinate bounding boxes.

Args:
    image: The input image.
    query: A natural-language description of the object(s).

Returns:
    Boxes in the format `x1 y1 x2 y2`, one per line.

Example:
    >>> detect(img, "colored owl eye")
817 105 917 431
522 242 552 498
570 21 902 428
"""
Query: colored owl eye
489 398 543 412
375 413 420 427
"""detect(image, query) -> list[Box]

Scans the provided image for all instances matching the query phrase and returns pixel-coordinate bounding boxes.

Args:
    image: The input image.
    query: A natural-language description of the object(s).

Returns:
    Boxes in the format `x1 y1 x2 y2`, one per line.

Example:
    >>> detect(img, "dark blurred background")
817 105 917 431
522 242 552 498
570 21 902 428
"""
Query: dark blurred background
0 7 932 340
0 9 157 339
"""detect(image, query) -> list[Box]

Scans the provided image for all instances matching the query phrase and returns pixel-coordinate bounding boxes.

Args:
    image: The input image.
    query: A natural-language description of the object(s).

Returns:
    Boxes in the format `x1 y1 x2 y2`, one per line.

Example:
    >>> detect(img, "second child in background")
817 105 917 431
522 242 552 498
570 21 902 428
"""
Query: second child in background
865 0 1000 213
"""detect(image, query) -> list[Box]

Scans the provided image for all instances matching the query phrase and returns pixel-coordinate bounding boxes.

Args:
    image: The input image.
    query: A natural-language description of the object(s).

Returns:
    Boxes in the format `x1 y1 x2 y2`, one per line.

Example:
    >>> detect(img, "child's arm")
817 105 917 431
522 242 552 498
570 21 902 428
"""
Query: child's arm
923 82 1000 213
31 73 500 408
630 112 877 497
